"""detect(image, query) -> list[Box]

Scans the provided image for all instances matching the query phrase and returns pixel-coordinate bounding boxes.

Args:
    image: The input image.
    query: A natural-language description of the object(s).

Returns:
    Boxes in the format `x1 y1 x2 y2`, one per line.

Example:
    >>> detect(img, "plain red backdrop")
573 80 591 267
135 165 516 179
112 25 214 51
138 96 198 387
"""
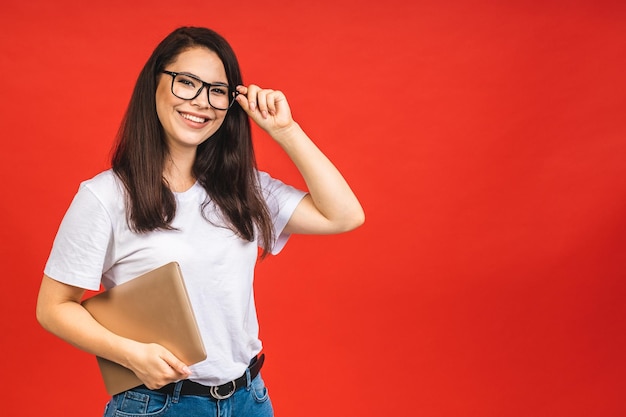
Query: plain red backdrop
1 0 625 416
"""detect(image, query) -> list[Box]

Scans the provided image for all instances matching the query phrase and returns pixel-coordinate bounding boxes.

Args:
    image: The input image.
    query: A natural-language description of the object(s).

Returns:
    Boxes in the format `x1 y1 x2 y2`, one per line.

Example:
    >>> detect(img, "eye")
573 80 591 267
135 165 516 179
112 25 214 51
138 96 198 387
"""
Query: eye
210 86 228 96
175 74 198 89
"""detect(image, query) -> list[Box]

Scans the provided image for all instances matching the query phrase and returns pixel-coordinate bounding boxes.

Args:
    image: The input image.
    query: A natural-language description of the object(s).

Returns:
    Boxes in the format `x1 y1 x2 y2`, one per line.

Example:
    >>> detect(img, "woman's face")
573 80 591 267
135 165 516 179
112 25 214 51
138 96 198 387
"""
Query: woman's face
156 47 230 152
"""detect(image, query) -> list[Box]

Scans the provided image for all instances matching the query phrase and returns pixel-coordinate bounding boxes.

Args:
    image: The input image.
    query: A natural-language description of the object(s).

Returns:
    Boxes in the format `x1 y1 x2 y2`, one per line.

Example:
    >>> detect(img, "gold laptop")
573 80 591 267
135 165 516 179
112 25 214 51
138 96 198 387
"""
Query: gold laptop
82 262 206 395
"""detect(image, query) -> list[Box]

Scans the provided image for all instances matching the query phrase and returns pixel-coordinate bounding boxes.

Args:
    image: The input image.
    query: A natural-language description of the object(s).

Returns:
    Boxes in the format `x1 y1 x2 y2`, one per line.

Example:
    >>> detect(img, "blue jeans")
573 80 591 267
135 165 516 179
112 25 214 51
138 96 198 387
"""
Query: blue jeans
102 371 273 417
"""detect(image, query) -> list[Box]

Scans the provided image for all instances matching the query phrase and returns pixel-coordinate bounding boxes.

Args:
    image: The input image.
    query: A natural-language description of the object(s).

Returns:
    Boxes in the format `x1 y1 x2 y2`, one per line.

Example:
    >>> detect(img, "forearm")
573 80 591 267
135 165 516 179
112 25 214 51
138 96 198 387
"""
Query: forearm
273 122 365 233
37 295 136 369
36 275 190 388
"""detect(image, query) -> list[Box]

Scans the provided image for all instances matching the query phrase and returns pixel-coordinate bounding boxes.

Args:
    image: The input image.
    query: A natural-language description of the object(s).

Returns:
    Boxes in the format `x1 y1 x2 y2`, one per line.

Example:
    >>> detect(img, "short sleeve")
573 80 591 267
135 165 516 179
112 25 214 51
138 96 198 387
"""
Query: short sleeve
257 171 307 254
44 184 114 290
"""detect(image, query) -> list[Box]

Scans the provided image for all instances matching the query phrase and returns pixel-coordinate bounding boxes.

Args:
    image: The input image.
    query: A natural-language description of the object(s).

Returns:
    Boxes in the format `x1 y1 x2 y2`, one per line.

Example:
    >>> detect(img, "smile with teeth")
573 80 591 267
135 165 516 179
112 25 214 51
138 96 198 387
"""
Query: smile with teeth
180 112 208 123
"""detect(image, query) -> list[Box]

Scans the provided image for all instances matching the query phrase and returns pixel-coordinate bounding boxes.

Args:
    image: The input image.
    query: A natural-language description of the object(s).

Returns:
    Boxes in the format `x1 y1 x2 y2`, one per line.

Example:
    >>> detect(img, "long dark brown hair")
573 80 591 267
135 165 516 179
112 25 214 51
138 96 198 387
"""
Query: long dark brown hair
111 27 274 257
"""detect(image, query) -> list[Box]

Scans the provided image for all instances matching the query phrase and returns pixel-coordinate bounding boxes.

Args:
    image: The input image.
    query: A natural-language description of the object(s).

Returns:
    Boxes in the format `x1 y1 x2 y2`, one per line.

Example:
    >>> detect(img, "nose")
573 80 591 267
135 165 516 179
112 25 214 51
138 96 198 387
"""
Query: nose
191 86 210 108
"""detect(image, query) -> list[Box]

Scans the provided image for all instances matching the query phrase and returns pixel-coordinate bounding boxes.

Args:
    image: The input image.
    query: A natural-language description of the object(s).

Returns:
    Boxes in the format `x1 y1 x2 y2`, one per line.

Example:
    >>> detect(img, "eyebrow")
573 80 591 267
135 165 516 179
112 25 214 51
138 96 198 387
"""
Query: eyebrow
177 71 229 87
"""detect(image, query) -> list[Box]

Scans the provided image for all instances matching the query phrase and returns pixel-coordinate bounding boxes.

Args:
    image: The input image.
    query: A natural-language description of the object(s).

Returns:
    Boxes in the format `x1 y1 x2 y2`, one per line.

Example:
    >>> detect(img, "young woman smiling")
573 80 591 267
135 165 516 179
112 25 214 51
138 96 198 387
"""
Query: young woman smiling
36 26 364 417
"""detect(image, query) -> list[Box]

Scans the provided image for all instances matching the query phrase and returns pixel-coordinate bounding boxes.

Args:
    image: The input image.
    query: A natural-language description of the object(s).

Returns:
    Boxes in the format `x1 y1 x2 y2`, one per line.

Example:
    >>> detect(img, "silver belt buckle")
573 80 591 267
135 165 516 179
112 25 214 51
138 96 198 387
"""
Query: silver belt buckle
210 380 236 400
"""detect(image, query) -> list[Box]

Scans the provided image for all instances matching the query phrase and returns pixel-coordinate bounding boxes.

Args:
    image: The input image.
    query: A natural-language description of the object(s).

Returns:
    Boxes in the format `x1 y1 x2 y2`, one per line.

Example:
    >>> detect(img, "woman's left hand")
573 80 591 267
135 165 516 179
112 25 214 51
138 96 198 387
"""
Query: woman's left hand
235 84 296 137
237 84 364 236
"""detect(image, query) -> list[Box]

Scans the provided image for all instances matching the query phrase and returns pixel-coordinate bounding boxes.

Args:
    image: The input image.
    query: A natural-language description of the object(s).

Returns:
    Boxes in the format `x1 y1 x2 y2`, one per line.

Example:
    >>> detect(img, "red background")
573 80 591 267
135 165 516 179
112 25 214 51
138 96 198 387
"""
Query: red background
1 1 625 416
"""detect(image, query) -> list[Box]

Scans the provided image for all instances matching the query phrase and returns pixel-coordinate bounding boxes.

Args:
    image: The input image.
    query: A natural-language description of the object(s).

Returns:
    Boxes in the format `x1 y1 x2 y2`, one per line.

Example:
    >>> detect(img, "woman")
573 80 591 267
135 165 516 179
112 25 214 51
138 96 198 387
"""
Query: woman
36 26 364 416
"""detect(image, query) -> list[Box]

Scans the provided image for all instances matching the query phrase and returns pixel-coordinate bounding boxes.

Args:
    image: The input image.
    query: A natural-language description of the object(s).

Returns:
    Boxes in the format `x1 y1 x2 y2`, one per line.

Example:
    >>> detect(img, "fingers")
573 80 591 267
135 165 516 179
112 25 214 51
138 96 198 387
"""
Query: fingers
235 84 294 136
256 88 276 119
236 85 250 111
161 349 192 377
129 343 191 390
236 84 285 119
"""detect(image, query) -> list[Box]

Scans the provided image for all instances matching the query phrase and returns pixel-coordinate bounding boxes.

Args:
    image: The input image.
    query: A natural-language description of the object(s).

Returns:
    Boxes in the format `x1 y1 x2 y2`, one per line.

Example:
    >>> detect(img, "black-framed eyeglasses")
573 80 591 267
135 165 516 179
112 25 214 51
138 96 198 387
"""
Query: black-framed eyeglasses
162 70 238 110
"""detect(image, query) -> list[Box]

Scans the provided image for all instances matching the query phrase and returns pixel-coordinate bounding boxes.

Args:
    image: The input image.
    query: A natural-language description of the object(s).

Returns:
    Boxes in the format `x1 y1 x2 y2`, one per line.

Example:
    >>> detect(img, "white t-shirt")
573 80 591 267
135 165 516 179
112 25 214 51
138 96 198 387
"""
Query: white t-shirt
44 169 306 385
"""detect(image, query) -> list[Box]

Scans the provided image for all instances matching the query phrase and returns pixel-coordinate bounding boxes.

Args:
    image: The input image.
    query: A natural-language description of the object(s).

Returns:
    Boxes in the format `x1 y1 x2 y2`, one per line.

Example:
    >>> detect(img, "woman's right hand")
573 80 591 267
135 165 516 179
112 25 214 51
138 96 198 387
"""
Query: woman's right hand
124 341 192 389
37 276 191 390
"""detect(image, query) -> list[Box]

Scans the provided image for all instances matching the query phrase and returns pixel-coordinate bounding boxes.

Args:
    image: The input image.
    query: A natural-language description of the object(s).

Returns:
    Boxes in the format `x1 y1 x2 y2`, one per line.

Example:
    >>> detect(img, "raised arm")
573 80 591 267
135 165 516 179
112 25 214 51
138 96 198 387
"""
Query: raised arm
236 85 365 235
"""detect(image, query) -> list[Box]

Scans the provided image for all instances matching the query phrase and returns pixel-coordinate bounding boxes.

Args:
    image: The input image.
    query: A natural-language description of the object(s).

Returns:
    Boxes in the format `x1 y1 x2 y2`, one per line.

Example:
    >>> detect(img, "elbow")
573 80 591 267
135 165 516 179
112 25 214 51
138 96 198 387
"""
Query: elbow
340 207 365 233
353 208 366 230
35 302 51 332
36 302 64 337
36 275 87 336
36 292 58 334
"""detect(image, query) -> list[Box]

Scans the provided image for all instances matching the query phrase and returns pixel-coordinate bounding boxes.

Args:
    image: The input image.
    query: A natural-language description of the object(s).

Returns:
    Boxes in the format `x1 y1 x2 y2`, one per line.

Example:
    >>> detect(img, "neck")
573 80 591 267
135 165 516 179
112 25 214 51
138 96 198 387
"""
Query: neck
164 150 196 192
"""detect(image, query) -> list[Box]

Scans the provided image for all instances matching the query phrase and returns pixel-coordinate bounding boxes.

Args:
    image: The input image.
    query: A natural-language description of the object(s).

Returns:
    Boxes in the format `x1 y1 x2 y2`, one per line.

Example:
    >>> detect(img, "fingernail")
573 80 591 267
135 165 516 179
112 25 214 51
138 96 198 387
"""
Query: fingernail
250 101 256 111
262 110 268 119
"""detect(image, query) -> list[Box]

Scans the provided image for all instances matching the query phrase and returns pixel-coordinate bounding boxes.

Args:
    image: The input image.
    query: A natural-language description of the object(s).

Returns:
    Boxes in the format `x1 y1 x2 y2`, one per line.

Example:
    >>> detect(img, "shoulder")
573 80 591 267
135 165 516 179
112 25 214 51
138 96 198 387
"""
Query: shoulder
256 170 294 192
256 169 307 209
72 169 126 220
256 170 289 198
80 169 121 191
79 169 124 202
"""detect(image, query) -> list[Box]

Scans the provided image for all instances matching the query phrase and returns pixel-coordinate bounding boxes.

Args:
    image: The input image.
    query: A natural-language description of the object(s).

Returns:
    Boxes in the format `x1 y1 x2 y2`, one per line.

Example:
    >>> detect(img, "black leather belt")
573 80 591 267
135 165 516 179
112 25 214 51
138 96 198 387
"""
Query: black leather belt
146 354 265 400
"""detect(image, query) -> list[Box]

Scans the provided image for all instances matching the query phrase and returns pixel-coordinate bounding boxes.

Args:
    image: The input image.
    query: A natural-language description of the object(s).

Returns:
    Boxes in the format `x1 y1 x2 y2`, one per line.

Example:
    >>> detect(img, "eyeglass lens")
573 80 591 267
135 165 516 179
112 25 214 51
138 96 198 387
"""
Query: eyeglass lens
171 73 234 110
